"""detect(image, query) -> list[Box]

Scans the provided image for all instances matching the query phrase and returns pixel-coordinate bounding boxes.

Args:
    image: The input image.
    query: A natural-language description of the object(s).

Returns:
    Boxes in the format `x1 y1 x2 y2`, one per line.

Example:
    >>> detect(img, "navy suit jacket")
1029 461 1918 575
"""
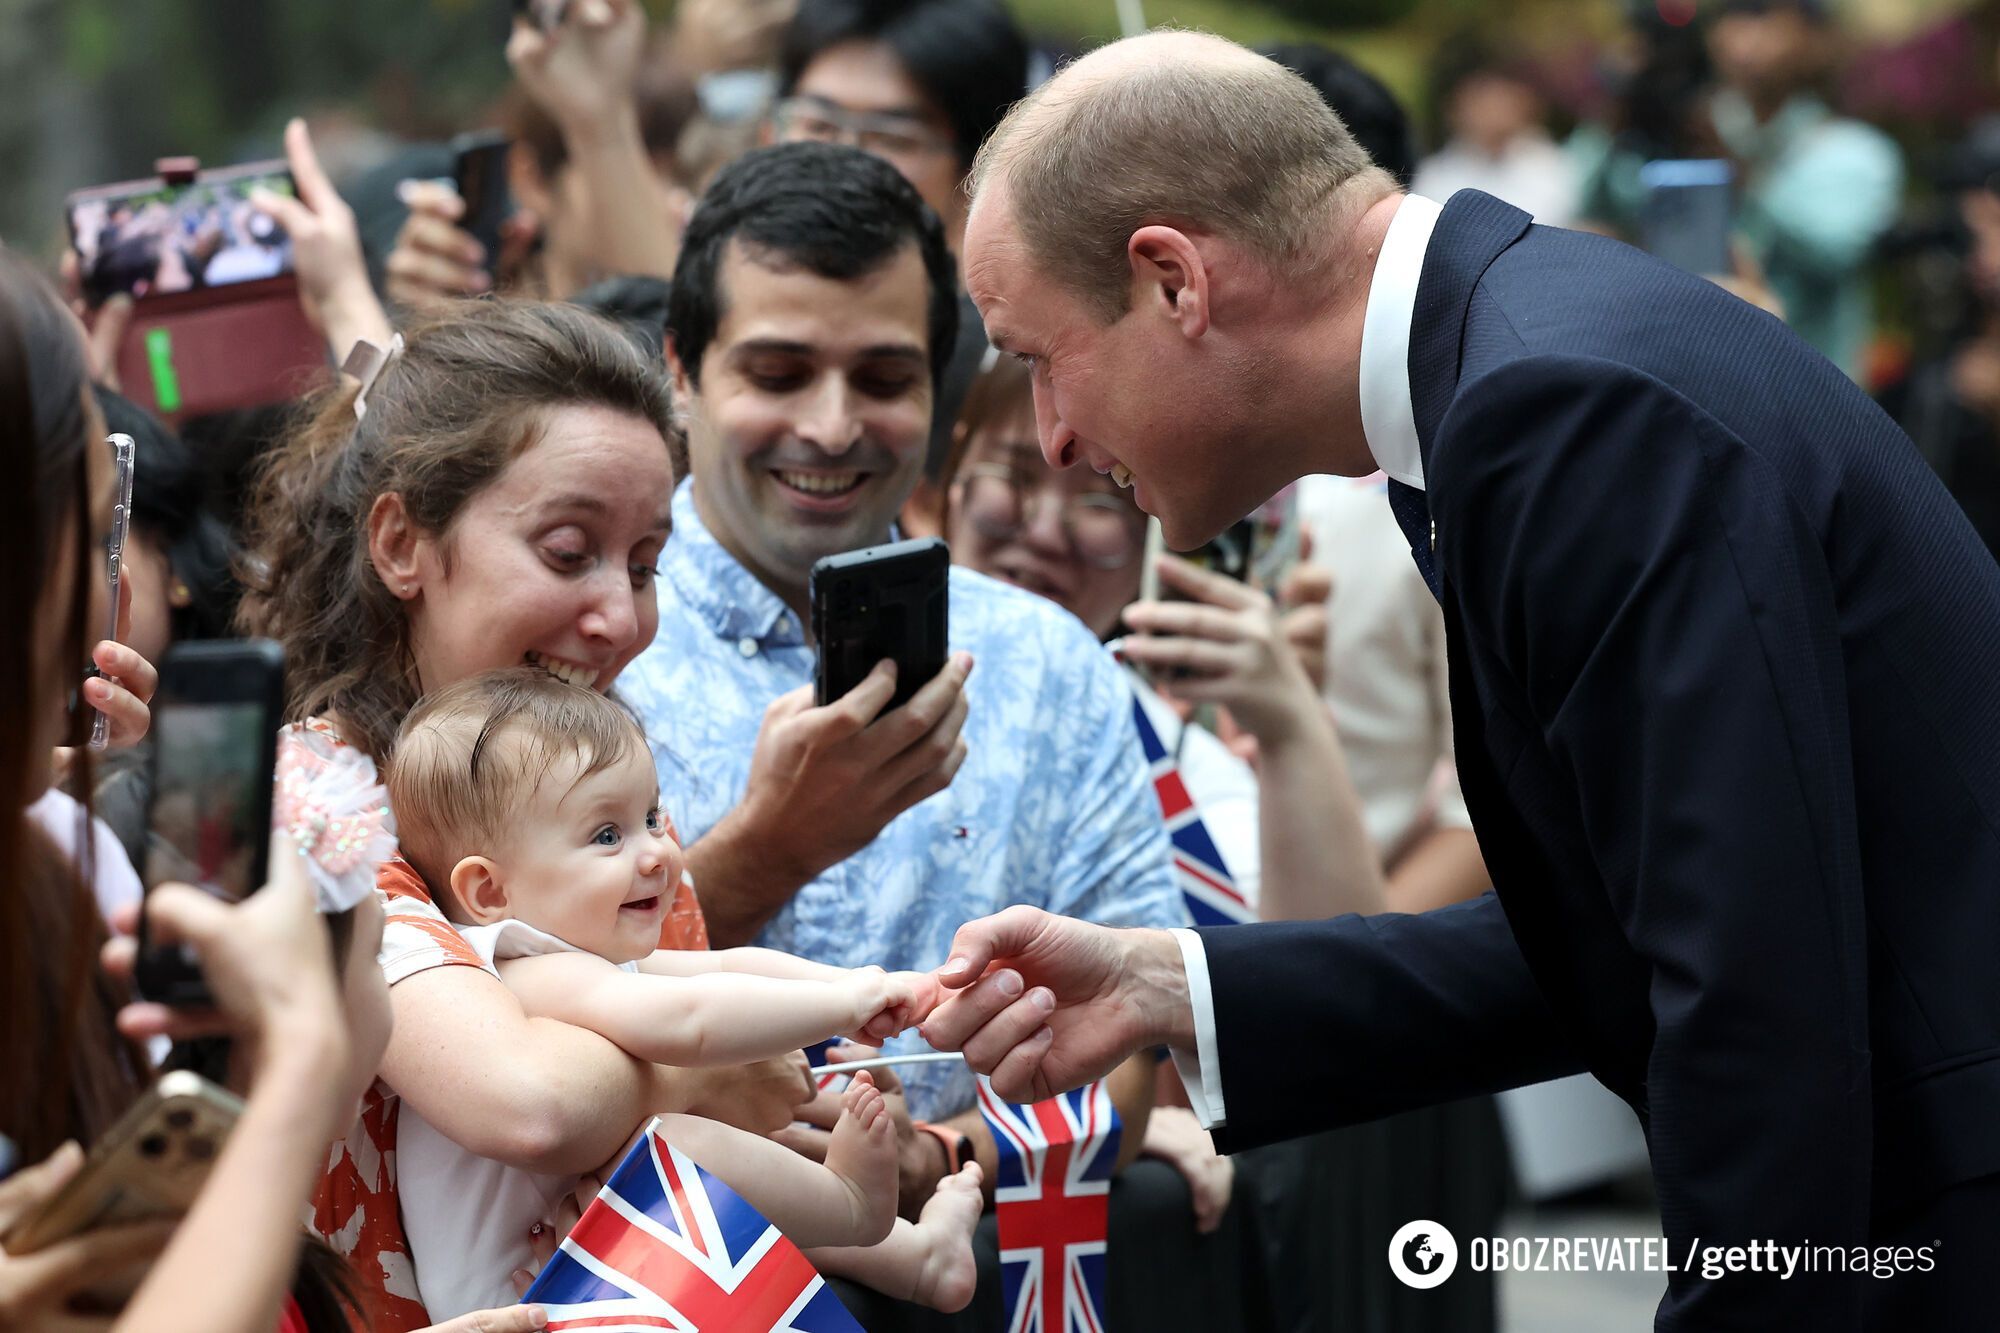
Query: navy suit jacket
1200 192 2000 1327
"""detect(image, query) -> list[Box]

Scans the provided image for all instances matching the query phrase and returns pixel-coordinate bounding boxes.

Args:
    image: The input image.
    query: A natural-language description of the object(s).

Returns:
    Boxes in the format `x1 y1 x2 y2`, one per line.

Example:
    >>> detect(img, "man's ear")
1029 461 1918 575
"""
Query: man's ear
1127 225 1211 341
367 492 427 602
449 856 510 926
665 336 696 402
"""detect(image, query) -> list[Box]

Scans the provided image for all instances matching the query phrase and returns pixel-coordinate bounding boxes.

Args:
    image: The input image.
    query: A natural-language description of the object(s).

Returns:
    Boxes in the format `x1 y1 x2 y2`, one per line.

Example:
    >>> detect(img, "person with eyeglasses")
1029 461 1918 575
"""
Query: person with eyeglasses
769 0 1035 538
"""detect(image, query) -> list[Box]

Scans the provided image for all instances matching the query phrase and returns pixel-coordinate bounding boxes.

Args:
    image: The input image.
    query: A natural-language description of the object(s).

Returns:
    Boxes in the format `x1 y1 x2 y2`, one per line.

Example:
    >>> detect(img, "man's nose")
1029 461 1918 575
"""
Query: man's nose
799 377 862 455
1032 377 1079 470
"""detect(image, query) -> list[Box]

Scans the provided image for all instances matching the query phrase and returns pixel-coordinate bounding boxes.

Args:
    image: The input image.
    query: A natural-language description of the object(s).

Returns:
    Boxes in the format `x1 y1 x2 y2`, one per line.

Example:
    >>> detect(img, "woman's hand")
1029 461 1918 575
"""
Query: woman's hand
101 833 350 1099
252 118 392 364
83 628 158 751
506 0 648 138
1141 1106 1234 1234
1119 553 1327 748
0 1142 176 1331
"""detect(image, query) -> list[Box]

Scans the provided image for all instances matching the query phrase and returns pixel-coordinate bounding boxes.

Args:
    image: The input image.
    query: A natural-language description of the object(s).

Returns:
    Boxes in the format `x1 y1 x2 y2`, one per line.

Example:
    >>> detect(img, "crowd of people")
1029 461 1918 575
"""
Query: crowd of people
4 0 1998 1330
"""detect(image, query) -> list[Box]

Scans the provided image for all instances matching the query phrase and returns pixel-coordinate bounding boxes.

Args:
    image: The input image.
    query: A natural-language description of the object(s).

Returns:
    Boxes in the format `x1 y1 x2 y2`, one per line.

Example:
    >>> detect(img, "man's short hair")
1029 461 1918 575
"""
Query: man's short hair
387 668 649 916
972 41 1393 322
666 141 960 392
778 0 1030 173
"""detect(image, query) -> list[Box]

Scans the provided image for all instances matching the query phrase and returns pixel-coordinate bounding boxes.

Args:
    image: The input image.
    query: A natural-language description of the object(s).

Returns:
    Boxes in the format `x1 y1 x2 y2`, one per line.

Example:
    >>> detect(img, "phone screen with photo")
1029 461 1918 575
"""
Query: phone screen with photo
142 696 270 902
68 162 297 306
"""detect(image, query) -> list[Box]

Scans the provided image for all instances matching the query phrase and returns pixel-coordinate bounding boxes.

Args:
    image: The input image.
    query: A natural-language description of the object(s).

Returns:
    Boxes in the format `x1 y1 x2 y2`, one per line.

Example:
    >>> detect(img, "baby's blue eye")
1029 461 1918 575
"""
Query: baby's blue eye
645 807 665 834
593 824 621 847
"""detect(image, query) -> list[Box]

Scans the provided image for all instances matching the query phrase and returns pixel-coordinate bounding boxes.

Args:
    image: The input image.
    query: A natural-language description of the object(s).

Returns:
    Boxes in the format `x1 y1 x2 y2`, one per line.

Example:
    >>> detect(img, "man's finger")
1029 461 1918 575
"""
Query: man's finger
820 658 898 737
985 1023 1056 1104
959 986 1058 1075
866 651 972 757
931 905 1048 992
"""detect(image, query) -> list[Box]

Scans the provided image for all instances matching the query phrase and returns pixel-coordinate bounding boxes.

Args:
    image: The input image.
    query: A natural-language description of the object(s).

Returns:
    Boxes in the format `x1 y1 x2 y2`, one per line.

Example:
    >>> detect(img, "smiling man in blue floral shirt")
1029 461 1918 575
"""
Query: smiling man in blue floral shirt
615 144 1184 1214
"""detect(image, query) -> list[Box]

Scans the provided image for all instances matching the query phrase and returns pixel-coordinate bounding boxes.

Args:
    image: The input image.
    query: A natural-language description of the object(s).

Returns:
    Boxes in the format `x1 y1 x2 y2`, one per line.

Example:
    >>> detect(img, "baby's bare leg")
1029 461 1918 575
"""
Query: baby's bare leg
806 1161 985 1313
659 1073 895 1250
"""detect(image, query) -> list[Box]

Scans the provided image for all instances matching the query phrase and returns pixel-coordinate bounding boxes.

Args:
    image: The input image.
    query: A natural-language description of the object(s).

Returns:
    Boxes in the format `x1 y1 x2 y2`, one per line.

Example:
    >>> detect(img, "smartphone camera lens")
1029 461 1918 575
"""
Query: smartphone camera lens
166 1108 194 1130
140 1134 169 1158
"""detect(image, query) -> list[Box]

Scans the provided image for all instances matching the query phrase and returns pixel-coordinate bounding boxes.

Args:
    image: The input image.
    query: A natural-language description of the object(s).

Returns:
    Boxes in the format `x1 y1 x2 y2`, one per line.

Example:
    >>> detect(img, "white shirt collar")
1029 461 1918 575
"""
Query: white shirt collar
1357 193 1444 491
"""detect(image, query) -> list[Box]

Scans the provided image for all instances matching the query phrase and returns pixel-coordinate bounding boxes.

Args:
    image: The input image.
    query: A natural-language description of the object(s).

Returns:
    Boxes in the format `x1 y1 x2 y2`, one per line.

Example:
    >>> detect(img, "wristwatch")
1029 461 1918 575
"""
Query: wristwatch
911 1119 972 1176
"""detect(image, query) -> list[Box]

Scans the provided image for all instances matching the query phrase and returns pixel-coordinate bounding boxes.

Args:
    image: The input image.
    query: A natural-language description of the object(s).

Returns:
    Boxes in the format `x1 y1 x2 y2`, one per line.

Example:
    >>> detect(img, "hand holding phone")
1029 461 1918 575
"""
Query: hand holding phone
2 1073 242 1255
136 640 286 1006
812 538 950 711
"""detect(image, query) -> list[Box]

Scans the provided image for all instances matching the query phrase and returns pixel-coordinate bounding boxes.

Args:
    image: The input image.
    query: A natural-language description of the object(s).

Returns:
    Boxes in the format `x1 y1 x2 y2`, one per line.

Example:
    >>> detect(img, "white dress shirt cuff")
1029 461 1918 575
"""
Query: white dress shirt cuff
1168 927 1226 1129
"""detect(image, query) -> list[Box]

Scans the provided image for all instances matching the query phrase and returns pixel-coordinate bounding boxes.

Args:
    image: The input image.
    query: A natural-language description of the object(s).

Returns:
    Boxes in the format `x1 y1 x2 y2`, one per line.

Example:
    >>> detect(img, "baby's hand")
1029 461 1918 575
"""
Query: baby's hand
848 968 944 1042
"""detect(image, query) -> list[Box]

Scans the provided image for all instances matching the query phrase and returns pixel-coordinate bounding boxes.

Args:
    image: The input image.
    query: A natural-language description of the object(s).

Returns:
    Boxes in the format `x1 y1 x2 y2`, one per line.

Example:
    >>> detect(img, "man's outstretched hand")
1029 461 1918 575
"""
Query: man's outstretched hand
919 906 1193 1104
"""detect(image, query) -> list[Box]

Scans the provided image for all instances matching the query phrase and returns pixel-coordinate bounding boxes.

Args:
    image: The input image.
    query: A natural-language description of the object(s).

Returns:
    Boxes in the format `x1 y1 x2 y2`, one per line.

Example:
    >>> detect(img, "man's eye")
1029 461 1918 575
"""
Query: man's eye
593 824 621 847
855 373 919 399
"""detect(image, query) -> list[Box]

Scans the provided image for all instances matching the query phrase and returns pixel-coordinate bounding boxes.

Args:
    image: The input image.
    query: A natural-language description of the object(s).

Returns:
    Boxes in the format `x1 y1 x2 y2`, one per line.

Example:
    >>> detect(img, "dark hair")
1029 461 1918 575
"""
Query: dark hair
0 250 146 1160
666 141 959 393
238 299 682 764
1260 43 1418 186
94 387 241 642
778 0 1030 173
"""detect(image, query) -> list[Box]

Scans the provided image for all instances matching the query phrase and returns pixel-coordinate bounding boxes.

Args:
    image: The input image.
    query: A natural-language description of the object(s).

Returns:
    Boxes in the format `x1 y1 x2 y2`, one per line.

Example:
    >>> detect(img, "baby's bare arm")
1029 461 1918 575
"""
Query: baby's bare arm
499 952 889 1067
638 944 854 984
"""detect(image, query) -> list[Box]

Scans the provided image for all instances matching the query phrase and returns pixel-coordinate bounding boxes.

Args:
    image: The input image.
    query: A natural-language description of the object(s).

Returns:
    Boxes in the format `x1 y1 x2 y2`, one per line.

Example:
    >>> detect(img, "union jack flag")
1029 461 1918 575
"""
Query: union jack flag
1130 695 1256 926
976 1076 1122 1333
521 1119 863 1333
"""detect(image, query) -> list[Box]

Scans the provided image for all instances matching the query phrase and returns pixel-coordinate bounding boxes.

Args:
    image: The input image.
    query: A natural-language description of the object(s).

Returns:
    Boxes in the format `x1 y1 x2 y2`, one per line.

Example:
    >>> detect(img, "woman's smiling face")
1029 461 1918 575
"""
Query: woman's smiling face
395 404 674 696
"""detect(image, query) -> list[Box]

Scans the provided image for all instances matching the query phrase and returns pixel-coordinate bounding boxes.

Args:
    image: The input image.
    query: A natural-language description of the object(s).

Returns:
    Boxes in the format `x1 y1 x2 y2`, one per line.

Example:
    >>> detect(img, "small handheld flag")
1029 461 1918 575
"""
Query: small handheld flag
522 1119 863 1332
976 1076 1122 1333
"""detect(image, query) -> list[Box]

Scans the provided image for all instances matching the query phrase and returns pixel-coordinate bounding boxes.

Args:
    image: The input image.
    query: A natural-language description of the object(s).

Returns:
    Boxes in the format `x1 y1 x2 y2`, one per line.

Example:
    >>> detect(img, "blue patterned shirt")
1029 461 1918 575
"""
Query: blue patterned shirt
618 484 1186 1118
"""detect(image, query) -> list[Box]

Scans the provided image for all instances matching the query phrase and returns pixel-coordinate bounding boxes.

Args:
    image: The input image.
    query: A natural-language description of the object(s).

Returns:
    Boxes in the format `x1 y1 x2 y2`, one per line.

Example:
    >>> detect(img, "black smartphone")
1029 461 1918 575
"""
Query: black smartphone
66 160 298 308
135 639 287 1006
1640 159 1734 278
451 131 512 277
811 538 949 712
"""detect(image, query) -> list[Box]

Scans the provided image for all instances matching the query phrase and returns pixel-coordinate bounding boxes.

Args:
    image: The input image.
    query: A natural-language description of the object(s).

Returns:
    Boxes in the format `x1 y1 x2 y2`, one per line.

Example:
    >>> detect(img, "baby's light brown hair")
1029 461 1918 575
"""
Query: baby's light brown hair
387 667 652 920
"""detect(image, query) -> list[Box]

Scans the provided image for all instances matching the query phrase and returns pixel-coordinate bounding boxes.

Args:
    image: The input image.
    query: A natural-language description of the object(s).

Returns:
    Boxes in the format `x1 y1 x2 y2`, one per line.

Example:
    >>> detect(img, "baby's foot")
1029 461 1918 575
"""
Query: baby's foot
910 1161 984 1313
824 1071 898 1246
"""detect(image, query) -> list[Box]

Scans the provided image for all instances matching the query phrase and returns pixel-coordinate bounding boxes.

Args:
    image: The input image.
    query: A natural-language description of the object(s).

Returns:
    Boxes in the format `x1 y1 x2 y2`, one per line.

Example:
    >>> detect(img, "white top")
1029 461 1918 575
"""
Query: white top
1176 191 1446 1131
1412 133 1579 228
397 919 639 1321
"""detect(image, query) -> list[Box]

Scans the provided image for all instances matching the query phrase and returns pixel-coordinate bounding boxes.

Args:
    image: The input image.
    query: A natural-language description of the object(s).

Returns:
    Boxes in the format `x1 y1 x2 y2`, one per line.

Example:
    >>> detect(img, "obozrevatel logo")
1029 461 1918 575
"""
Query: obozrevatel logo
1388 1219 1459 1289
